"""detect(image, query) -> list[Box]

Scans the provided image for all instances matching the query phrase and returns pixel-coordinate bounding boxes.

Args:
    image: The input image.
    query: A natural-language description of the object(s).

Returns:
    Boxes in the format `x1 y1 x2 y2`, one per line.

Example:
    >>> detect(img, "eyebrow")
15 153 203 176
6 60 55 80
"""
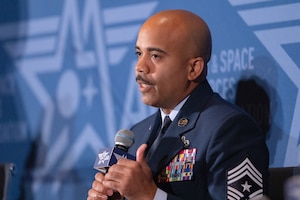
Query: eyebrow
136 46 168 55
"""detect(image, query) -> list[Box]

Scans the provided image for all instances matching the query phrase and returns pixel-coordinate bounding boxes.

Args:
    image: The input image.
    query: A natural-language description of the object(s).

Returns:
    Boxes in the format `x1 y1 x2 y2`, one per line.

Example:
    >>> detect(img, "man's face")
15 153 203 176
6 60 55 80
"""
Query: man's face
135 24 191 111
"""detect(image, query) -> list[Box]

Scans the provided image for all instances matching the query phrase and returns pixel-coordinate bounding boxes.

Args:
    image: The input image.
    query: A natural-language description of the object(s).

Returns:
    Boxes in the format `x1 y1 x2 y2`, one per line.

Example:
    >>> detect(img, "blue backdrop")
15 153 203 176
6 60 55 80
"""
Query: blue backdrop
0 0 299 199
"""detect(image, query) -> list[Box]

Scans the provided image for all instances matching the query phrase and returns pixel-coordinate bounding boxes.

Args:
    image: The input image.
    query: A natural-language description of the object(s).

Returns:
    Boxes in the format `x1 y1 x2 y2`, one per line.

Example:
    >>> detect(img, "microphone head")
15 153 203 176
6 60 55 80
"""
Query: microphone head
114 129 135 151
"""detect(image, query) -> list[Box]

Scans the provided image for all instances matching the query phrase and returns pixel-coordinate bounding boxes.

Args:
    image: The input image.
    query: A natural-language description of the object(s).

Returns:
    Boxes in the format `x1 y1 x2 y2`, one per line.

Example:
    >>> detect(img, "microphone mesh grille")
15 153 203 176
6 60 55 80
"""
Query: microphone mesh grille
114 129 135 148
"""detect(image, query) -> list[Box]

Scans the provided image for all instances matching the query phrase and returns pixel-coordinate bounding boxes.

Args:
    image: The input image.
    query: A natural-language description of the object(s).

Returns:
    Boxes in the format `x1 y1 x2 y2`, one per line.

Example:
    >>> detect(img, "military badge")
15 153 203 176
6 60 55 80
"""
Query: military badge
178 118 189 127
158 148 197 182
181 135 190 148
227 157 263 199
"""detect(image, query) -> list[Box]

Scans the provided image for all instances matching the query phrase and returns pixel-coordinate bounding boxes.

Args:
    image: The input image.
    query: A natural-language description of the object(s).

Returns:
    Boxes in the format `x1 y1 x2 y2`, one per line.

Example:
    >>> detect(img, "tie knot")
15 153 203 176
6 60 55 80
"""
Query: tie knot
162 116 172 134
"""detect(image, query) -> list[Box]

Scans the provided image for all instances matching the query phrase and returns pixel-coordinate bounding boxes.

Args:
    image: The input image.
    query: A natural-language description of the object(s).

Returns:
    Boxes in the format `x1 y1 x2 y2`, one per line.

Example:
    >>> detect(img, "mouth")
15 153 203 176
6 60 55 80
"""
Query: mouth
136 75 153 85
136 75 154 91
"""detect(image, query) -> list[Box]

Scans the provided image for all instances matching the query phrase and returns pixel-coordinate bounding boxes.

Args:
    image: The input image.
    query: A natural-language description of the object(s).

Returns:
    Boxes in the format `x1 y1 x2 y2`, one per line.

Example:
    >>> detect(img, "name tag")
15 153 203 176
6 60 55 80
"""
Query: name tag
158 148 197 182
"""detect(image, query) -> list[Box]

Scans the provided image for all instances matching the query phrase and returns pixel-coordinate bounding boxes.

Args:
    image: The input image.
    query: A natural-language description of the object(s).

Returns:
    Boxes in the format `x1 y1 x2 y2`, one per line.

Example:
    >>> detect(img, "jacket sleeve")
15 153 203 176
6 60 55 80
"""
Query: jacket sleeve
206 112 269 199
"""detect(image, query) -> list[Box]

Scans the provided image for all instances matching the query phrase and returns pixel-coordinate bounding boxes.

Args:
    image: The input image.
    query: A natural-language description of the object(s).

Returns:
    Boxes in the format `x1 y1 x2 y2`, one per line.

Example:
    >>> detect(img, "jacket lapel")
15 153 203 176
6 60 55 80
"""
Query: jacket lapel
147 80 214 177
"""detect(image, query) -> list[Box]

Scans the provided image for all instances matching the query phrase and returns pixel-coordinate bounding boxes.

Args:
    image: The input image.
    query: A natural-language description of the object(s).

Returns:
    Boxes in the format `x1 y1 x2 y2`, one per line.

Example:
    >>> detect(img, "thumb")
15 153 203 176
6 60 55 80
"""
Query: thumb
136 143 147 163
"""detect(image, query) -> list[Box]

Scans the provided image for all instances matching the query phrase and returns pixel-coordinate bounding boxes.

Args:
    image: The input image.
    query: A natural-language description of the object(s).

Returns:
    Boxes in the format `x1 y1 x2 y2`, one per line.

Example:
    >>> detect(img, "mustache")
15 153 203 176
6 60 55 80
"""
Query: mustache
136 74 154 85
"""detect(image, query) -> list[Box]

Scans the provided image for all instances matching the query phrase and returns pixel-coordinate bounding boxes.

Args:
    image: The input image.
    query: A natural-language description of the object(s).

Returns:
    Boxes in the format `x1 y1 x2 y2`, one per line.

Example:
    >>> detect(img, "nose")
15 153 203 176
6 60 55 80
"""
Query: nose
135 55 150 74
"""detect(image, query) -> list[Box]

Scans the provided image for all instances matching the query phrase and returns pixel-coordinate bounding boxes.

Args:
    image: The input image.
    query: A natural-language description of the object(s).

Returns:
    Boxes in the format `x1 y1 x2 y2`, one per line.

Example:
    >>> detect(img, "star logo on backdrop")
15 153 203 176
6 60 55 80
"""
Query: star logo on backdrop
228 0 300 166
82 76 98 107
0 0 158 196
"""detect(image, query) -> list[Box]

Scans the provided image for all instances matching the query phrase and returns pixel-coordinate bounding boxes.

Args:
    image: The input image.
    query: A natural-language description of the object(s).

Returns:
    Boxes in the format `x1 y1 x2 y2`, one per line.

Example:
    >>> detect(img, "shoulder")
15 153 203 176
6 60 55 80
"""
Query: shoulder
204 93 256 124
193 93 264 144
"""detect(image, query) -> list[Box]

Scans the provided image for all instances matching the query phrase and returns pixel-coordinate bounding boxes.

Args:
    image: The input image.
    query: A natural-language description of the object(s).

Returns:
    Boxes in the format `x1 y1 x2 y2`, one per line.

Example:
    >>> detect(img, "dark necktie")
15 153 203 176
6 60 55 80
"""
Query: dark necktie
146 116 172 160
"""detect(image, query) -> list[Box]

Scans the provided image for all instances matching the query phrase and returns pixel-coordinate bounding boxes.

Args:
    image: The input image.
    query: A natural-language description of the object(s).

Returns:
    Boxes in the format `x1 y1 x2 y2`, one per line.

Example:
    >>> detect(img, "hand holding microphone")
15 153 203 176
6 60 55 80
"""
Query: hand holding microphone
88 129 157 200
93 129 135 173
88 129 135 200
102 144 157 200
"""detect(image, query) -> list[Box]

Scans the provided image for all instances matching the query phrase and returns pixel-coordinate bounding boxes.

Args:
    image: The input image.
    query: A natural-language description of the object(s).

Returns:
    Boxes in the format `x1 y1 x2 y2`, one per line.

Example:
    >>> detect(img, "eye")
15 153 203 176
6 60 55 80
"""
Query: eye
135 51 142 58
151 54 160 60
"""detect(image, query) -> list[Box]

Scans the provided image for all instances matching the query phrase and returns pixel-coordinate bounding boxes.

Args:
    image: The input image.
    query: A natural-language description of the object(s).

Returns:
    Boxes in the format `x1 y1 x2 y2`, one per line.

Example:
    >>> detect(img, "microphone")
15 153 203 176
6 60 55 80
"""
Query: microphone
94 129 135 173
114 129 135 152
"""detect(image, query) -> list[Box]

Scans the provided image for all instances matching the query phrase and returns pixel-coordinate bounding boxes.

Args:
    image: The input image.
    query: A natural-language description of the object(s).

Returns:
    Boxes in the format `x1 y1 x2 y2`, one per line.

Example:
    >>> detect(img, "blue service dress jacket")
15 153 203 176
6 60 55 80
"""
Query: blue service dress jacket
128 79 269 200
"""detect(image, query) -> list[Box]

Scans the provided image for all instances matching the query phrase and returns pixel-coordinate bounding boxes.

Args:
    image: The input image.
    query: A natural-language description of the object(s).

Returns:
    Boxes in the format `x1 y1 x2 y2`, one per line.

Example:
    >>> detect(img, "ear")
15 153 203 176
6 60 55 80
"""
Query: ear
187 57 204 81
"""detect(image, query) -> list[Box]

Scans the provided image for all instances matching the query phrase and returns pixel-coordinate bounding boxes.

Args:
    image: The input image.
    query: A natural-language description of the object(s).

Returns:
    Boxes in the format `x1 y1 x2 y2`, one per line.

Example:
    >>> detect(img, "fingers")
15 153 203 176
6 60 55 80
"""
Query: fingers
136 144 147 163
95 173 114 195
87 187 108 200
136 144 152 175
103 166 125 193
87 172 113 200
95 172 104 182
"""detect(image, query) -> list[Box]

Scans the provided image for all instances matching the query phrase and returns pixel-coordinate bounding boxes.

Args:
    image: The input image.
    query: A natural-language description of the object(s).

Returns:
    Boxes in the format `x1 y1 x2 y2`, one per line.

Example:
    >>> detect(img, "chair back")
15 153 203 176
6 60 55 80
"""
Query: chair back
268 167 300 200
